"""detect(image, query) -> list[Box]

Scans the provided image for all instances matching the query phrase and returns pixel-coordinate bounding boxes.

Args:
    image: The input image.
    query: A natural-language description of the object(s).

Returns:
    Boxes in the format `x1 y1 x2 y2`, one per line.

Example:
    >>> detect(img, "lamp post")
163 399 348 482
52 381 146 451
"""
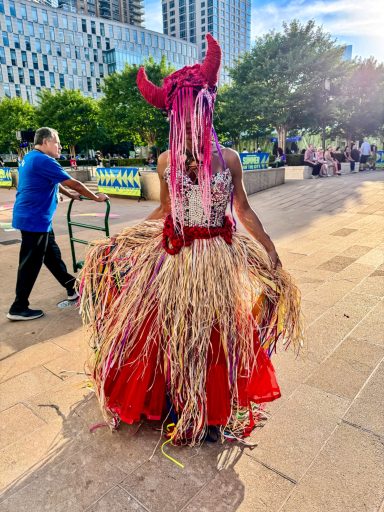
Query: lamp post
322 79 332 150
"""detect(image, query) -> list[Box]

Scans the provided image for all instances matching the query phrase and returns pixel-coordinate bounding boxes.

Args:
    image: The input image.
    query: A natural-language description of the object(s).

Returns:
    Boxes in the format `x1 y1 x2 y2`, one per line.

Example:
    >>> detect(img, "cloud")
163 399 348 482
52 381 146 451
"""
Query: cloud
142 0 163 33
250 0 384 61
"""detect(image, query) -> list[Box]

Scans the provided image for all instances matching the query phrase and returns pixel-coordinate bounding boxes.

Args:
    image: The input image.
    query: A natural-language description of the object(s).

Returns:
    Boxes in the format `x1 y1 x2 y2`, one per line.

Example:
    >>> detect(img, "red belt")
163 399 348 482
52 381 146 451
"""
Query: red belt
162 214 234 255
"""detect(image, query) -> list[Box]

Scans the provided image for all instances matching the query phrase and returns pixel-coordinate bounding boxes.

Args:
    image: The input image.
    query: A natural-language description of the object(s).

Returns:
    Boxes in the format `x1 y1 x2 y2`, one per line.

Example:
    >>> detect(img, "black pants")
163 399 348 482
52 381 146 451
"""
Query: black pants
305 162 321 176
10 230 75 312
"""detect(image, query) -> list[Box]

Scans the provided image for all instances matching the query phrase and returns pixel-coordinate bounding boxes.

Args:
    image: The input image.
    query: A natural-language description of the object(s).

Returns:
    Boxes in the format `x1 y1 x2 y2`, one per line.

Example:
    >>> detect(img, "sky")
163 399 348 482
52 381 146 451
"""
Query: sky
143 0 384 63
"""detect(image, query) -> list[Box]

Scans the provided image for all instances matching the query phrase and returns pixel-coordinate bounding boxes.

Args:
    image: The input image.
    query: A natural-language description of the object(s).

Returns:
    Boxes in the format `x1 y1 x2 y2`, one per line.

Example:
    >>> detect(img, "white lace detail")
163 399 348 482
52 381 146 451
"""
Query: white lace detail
164 167 233 227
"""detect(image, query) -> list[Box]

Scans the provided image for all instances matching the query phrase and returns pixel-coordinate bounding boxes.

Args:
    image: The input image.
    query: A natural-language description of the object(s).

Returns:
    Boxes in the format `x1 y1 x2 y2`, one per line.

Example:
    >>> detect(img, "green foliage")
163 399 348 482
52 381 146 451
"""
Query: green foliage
221 20 347 149
0 97 37 153
333 58 384 141
99 56 174 149
35 89 100 156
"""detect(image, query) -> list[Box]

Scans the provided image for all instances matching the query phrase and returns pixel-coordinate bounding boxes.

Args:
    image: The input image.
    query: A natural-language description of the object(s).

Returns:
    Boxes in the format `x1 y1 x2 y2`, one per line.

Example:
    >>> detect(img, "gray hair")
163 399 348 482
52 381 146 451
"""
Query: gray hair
34 127 59 146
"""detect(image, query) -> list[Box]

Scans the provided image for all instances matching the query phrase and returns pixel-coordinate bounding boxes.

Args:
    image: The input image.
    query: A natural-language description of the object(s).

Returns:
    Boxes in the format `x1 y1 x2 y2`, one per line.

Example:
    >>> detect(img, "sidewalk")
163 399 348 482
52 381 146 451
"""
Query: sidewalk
0 171 383 512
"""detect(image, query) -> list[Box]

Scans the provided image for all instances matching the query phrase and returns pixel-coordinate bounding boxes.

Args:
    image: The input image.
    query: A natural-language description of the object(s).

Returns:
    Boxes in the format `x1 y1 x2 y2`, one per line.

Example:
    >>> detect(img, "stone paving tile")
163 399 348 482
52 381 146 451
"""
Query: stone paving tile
340 245 372 259
120 444 221 512
0 448 126 512
343 361 384 437
353 274 384 298
330 262 377 283
280 424 384 512
300 299 330 326
0 342 67 383
0 403 45 451
0 366 62 412
248 384 350 482
25 374 92 423
330 228 357 237
306 337 384 399
305 292 379 363
86 485 149 512
348 299 384 346
43 349 89 381
182 454 294 512
303 279 356 308
318 255 356 272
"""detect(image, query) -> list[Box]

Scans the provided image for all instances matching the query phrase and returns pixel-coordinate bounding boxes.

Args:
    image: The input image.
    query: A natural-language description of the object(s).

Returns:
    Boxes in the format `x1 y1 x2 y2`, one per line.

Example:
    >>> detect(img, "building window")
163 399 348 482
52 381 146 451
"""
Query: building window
96 36 101 49
10 49 17 66
31 6 38 22
58 29 64 43
7 66 14 82
50 27 55 41
35 39 41 53
100 23 105 36
53 57 58 72
29 69 35 86
8 0 16 16
20 3 27 19
59 74 65 88
84 47 89 60
32 53 38 70
42 10 48 24
93 49 98 61
72 60 77 74
109 25 113 37
49 72 55 87
91 21 96 34
99 63 104 77
52 13 58 28
62 60 68 74
0 0 4 14
25 36 31 51
26 85 32 102
90 62 95 76
42 55 48 71
39 25 45 39
17 19 23 34
81 61 86 75
2 32 9 46
14 34 20 49
87 77 92 92
55 44 61 57
39 71 45 87
21 51 27 67
96 78 101 93
27 22 34 36
75 47 80 59
68 32 74 45
65 45 71 58
46 41 52 55
87 34 92 47
68 75 73 89
72 17 77 31
5 16 12 32
4 84 11 97
62 15 68 29
18 68 25 84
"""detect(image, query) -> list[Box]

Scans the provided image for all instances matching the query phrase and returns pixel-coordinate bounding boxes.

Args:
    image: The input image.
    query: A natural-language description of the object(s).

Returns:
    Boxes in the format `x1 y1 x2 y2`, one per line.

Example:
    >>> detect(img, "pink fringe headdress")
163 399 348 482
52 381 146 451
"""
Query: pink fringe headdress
136 34 222 228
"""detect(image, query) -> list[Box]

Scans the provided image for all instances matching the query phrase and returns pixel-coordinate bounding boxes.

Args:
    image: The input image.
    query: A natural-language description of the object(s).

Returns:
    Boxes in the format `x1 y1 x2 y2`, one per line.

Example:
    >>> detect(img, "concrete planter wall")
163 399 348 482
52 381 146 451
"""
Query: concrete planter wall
140 167 285 201
66 168 91 182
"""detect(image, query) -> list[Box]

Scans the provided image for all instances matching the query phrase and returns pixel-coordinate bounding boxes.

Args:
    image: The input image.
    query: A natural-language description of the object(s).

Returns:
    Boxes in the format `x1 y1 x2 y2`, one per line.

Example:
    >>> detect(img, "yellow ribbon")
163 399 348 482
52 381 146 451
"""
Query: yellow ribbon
160 423 185 469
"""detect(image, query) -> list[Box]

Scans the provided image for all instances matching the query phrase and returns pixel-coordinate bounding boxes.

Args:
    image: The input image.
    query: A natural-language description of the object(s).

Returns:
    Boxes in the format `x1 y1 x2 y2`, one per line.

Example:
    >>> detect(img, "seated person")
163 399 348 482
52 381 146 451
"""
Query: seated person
304 144 321 177
271 147 286 167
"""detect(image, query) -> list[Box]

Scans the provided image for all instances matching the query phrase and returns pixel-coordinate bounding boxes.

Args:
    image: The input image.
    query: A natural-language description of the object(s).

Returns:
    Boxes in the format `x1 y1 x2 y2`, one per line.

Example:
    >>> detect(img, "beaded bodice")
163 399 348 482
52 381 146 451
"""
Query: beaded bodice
164 167 233 227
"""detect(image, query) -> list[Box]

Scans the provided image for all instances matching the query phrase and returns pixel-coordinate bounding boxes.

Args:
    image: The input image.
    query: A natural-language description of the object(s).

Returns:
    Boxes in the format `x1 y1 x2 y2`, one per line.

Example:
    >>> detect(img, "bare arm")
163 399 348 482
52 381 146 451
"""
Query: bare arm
226 149 281 268
145 151 172 220
61 178 108 202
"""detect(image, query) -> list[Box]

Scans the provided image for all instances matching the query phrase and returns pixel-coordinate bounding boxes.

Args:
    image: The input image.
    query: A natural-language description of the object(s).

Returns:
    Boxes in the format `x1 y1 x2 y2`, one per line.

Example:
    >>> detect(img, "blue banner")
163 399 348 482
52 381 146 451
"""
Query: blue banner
240 153 270 170
96 167 141 196
376 150 384 168
0 167 12 187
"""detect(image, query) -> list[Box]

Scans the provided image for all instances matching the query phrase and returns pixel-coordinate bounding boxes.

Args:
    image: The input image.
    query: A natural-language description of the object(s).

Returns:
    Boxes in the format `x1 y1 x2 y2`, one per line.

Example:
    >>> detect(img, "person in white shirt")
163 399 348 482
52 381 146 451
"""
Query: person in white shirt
360 139 371 171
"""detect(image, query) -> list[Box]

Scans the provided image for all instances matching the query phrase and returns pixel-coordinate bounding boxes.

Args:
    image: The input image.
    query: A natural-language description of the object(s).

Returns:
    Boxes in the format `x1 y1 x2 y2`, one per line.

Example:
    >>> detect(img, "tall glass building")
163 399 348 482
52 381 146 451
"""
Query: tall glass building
162 0 251 83
0 0 197 104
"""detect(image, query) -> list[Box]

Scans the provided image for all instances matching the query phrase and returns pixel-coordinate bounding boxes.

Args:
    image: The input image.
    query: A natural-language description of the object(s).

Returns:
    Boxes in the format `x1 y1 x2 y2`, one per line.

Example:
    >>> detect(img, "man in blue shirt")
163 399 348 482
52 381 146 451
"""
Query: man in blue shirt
7 127 108 321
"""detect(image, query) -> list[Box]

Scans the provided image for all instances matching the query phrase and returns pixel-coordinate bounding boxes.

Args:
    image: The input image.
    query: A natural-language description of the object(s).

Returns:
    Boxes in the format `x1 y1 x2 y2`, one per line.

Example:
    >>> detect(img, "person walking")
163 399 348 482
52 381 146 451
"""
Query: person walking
360 139 371 171
7 127 108 321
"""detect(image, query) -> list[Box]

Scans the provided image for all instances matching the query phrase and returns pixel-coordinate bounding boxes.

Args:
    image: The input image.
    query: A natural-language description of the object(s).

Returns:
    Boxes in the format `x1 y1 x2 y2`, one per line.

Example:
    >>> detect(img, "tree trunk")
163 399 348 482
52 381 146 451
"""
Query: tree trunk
69 145 76 158
276 125 287 152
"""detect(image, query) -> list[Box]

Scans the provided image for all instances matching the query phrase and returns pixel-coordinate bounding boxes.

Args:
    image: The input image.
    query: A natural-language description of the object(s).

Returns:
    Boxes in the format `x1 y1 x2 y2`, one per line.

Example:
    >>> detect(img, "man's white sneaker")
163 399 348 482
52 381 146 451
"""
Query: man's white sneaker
67 291 79 301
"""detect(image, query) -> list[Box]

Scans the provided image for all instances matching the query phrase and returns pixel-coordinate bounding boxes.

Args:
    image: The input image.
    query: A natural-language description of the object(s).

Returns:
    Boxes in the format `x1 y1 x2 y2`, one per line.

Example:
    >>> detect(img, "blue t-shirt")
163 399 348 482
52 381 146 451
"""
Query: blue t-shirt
12 150 71 232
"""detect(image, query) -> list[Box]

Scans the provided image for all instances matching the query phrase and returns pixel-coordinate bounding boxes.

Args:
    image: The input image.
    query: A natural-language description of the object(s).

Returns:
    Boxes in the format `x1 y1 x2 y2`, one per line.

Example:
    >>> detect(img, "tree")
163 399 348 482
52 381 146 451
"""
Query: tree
333 58 384 143
35 89 100 157
226 20 347 150
99 56 174 153
0 97 37 154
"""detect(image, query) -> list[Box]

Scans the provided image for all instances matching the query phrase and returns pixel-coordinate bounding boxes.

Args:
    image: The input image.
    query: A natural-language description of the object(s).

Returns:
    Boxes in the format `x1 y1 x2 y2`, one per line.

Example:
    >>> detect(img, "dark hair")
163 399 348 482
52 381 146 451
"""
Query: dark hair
34 127 58 146
277 147 284 156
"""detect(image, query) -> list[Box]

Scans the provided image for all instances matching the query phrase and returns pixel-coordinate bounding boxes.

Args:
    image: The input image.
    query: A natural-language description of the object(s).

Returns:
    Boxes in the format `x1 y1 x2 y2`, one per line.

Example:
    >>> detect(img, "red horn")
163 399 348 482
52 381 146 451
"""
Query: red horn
200 34 222 86
136 67 166 110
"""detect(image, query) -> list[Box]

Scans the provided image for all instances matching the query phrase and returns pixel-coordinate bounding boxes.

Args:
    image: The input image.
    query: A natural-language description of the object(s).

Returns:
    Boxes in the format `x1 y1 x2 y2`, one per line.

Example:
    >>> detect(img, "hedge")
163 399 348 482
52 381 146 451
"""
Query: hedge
285 154 305 166
101 158 147 167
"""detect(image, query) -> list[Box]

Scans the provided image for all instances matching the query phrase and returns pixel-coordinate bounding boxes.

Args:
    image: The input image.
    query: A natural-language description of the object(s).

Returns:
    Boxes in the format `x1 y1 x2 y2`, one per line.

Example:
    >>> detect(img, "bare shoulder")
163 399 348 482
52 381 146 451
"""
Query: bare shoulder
157 150 170 178
222 148 242 176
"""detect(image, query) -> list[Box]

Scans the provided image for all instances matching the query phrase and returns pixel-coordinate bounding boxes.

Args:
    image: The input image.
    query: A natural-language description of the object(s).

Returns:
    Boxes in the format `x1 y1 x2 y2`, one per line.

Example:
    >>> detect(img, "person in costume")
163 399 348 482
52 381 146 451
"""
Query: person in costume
79 34 302 446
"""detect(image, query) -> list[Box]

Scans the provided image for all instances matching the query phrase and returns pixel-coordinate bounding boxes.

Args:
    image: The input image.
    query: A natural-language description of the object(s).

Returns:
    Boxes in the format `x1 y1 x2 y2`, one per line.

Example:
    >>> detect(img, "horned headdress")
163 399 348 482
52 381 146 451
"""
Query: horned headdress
137 34 222 227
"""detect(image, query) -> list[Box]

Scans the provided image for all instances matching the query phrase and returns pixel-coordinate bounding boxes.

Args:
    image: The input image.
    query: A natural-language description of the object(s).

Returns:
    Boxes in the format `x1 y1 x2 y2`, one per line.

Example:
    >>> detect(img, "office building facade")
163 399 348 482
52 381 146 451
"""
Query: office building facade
0 0 198 104
162 0 251 82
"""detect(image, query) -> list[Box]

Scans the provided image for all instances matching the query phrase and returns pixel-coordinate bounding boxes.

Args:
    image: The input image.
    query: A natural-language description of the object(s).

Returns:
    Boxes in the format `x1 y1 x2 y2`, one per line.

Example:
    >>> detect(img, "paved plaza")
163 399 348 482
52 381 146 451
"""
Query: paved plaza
0 171 383 512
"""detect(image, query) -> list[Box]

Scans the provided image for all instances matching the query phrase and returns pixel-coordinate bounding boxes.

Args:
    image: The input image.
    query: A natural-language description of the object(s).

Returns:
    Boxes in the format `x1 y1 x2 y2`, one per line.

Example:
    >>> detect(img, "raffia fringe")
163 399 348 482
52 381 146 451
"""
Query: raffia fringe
79 220 303 445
